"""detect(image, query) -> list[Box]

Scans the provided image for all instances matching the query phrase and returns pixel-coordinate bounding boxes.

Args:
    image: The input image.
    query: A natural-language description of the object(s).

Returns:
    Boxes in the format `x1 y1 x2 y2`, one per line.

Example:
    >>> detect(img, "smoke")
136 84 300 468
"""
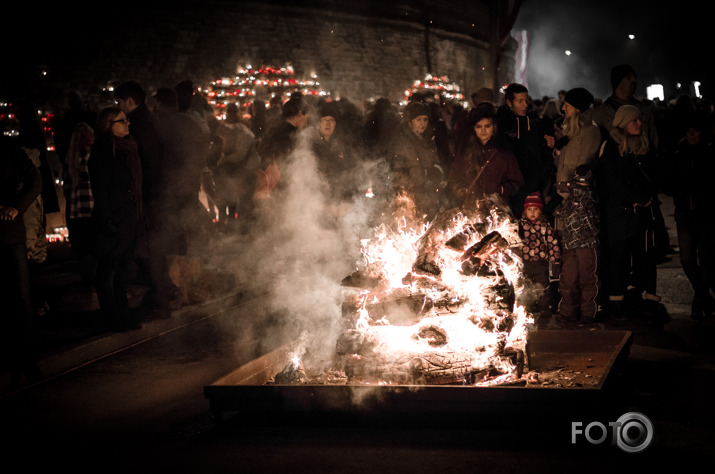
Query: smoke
213 122 388 366
512 1 646 101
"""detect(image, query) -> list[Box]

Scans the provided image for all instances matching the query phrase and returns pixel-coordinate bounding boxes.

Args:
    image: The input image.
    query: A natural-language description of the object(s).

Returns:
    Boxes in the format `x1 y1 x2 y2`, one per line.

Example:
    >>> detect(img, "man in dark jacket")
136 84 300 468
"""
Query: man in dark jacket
0 136 43 383
496 83 555 219
115 81 175 316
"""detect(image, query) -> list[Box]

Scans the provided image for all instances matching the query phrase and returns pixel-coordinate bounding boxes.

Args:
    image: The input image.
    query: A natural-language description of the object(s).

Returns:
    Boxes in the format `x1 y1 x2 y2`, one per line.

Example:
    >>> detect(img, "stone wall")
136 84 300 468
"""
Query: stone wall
7 1 516 111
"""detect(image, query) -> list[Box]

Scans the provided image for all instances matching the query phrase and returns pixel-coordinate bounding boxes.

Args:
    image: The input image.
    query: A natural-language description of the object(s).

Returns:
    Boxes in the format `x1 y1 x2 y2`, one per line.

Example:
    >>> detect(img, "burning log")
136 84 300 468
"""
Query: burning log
460 231 510 276
444 222 490 251
409 353 481 384
411 208 464 276
272 359 307 384
342 349 522 386
341 269 384 289
415 325 448 347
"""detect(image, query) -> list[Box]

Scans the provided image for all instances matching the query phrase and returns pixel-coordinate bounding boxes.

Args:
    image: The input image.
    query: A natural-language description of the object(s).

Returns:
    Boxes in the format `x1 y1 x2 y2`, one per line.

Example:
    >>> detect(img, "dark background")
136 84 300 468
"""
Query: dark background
2 1 711 106
513 0 713 101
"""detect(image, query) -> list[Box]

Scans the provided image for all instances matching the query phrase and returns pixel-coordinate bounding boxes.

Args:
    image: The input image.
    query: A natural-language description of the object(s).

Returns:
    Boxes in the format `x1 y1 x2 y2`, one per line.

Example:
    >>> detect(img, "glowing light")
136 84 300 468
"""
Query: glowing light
693 81 702 98
565 50 572 56
646 84 664 101
628 34 635 40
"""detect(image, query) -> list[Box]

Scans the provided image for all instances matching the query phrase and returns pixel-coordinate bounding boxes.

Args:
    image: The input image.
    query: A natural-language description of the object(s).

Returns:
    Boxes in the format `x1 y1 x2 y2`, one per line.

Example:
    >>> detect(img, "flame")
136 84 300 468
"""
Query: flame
347 194 531 385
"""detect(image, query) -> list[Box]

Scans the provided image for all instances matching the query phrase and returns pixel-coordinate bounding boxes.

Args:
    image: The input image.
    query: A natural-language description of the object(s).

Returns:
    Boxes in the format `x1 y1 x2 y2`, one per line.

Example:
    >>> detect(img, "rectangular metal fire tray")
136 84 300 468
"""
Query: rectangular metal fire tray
205 329 632 424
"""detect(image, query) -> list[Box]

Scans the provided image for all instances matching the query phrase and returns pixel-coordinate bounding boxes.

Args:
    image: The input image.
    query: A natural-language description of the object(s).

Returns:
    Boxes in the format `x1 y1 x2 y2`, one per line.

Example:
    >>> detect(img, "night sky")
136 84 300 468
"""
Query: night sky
512 0 712 102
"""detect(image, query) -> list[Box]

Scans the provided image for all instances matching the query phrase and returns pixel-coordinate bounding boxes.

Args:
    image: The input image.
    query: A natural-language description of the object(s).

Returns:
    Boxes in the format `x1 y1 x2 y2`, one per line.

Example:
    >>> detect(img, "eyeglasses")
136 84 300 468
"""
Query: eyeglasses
111 118 129 124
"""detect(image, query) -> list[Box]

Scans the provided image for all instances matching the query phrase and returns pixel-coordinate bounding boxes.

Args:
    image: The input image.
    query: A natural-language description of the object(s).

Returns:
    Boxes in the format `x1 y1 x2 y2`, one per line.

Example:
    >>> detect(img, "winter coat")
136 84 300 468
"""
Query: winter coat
554 109 601 198
496 106 553 195
127 103 163 204
387 122 444 217
554 179 599 250
0 137 42 245
519 215 560 263
596 138 656 246
156 109 208 201
447 135 523 207
88 132 143 257
387 122 442 190
671 138 715 228
313 132 359 202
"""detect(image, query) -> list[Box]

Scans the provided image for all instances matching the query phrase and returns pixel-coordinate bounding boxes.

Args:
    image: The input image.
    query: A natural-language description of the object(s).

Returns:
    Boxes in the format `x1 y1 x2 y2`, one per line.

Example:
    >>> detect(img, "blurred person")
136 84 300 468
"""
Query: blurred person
154 87 208 252
0 135 43 385
263 95 284 132
175 80 211 136
539 98 563 140
14 99 54 318
669 110 715 320
362 97 400 160
62 122 97 281
313 101 360 207
387 101 446 221
447 103 523 211
88 107 143 332
214 102 261 233
496 83 556 219
249 99 267 138
13 99 60 218
255 95 309 201
53 90 97 165
596 105 662 322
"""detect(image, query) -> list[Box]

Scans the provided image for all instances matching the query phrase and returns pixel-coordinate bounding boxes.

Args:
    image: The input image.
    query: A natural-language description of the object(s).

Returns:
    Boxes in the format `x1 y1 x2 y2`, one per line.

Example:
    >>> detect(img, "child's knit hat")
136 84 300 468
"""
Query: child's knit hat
524 191 543 210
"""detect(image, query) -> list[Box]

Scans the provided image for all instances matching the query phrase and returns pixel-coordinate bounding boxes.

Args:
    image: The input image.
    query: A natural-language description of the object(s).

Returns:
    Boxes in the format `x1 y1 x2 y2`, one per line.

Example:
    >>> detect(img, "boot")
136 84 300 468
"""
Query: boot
607 296 628 321
642 293 662 321
692 291 715 320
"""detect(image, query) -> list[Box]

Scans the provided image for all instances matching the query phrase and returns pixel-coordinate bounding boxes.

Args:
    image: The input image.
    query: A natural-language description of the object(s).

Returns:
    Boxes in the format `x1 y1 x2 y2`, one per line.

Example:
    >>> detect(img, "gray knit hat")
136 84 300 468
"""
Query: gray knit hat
612 105 641 129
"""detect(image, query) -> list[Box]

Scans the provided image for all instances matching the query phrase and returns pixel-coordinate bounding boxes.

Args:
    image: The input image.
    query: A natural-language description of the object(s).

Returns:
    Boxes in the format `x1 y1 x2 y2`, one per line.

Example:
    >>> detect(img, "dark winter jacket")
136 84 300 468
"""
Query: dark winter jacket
670 138 715 227
447 135 523 207
596 138 656 246
156 108 207 201
0 137 42 245
387 122 445 217
496 106 552 195
127 103 163 204
88 132 143 252
554 179 599 250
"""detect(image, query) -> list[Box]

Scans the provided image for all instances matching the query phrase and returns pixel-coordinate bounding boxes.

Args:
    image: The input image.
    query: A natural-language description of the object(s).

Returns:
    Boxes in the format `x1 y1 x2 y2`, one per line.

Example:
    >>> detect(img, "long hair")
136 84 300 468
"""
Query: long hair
611 124 650 156
65 122 94 190
562 110 583 139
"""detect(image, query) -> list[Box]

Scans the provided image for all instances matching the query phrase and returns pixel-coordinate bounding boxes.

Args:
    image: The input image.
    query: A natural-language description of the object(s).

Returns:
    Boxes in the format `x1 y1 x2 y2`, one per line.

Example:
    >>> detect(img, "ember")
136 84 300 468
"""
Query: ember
270 196 536 387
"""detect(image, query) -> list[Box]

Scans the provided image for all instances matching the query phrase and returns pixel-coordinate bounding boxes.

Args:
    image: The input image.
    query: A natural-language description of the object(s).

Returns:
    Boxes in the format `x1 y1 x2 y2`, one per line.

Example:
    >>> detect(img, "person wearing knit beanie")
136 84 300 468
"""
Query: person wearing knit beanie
563 87 594 112
403 101 429 123
524 191 543 211
610 64 636 92
523 191 544 223
612 104 641 130
610 104 650 156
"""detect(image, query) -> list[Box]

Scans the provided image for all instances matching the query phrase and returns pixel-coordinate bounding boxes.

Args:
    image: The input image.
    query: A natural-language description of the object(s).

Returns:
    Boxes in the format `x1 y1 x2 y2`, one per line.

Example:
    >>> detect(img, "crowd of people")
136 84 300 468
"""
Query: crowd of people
2 63 715 383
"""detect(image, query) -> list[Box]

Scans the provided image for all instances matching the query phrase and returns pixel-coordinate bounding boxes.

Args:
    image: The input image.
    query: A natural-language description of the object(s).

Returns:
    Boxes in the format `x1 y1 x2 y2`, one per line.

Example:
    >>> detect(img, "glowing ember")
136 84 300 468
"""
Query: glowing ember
276 195 534 387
